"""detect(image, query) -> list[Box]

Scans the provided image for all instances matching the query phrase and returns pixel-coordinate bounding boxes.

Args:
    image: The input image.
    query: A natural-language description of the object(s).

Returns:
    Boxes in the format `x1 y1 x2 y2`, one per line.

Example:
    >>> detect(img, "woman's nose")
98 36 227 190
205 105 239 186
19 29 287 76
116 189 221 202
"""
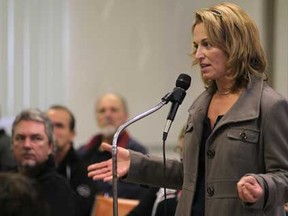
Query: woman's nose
195 47 204 60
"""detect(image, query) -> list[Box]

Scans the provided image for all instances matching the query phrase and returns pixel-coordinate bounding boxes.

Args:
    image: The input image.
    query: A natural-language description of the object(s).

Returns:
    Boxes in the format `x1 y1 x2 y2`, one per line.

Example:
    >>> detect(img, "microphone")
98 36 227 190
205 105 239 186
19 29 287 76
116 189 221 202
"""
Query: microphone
162 73 191 141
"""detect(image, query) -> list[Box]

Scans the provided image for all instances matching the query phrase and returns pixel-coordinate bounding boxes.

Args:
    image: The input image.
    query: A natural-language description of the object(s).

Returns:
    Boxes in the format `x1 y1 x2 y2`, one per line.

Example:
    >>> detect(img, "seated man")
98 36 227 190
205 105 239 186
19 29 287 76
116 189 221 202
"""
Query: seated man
11 108 78 216
78 92 148 199
47 105 98 216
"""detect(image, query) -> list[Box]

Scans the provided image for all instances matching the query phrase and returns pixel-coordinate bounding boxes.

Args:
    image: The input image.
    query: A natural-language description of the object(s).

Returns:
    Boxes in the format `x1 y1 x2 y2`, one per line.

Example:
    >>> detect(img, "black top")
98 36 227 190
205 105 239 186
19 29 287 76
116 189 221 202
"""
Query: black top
57 146 98 216
192 116 223 216
127 186 159 216
27 155 79 216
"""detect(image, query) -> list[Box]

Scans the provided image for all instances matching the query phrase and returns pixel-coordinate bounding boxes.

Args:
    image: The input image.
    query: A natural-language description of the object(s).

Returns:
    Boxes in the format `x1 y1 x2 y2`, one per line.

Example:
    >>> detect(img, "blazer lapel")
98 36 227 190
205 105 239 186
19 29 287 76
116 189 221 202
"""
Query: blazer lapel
188 91 212 142
213 74 264 132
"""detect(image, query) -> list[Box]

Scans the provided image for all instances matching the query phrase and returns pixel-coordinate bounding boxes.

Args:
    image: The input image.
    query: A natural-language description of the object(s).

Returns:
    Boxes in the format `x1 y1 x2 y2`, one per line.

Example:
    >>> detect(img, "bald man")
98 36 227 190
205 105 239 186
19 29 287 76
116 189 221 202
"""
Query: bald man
78 93 148 199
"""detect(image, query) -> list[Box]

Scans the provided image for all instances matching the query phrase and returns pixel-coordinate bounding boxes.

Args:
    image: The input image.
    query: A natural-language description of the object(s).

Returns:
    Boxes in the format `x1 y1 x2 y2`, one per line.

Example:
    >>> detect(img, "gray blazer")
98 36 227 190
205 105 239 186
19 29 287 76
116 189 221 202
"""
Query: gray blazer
126 74 288 216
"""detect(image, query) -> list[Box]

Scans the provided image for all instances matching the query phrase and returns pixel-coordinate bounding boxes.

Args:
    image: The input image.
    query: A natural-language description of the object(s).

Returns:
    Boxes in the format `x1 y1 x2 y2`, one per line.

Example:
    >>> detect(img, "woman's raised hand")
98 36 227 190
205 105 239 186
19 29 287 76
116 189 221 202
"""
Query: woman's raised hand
87 142 131 182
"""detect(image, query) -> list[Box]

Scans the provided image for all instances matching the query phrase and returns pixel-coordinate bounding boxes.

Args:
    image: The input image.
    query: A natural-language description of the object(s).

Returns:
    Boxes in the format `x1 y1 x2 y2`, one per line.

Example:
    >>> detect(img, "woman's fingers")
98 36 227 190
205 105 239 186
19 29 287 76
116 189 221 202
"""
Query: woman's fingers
87 159 113 180
101 142 113 152
87 142 131 181
237 176 263 203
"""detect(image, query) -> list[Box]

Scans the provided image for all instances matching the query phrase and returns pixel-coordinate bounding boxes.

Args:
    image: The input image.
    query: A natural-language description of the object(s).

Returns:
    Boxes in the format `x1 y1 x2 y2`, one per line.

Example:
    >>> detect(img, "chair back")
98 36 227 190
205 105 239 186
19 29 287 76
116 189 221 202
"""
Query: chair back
91 195 139 216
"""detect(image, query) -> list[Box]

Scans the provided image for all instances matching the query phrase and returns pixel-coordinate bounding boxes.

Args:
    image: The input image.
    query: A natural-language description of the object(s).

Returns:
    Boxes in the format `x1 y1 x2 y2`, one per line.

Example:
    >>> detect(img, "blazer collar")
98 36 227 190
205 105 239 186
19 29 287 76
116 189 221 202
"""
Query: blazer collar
219 74 263 125
188 74 264 131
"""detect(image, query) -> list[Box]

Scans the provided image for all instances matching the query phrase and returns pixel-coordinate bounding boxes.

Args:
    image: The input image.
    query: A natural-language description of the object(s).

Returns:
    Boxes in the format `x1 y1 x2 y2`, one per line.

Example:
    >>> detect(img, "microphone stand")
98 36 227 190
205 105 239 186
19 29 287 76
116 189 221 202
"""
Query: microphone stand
112 93 173 216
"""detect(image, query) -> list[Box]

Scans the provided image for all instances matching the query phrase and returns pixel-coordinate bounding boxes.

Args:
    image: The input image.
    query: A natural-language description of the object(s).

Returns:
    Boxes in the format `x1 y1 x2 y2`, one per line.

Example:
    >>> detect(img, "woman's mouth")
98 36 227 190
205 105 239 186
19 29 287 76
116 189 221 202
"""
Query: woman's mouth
200 63 211 69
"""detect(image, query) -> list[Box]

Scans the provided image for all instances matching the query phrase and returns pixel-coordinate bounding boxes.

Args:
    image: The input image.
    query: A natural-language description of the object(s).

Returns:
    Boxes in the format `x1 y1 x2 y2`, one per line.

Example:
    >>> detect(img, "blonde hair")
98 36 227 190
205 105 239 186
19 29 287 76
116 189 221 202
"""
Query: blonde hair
192 3 267 91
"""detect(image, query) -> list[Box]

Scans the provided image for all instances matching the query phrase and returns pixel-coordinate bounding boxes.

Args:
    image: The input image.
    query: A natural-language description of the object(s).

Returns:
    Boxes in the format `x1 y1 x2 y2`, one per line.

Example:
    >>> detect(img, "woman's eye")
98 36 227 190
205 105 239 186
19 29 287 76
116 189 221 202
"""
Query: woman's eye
203 41 210 47
202 40 213 48
192 44 198 53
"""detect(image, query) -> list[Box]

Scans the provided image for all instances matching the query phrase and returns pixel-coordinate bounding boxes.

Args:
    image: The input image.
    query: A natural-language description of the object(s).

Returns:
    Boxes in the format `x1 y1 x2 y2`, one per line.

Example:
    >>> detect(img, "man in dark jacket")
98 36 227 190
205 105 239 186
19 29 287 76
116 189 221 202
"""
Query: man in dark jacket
11 108 78 216
47 105 98 216
78 93 148 199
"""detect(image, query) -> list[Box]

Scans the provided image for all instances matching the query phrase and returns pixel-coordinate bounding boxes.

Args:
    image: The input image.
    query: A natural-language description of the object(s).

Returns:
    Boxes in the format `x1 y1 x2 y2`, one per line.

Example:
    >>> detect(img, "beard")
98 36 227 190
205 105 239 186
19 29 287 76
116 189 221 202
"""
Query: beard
100 125 117 138
17 151 50 177
19 160 45 177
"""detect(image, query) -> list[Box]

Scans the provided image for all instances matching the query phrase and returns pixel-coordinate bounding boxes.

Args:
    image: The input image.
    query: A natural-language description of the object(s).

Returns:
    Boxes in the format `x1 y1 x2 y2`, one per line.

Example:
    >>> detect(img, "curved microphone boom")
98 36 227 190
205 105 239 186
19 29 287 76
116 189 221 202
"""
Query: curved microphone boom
111 73 191 216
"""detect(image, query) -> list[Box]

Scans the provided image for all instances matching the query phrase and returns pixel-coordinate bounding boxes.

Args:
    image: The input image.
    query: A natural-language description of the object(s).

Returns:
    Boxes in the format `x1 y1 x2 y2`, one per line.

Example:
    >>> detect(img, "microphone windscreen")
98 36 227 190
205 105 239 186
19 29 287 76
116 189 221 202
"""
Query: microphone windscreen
176 73 191 90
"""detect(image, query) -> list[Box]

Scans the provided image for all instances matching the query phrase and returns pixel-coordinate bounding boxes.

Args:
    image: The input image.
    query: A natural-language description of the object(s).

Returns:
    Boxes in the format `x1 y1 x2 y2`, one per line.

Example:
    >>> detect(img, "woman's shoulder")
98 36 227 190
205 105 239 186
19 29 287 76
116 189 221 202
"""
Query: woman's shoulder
262 84 288 105
260 83 288 116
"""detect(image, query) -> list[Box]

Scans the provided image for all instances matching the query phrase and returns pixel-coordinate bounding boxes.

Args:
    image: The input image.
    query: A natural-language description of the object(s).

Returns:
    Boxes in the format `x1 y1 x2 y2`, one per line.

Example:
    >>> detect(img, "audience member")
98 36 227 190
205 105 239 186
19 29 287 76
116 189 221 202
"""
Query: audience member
0 172 48 216
11 108 78 216
0 128 16 171
78 92 148 199
47 105 98 216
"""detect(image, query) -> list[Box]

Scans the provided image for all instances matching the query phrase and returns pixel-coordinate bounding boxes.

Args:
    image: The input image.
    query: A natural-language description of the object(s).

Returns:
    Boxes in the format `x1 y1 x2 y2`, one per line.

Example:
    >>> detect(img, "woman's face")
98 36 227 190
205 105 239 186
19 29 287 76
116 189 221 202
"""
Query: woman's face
193 23 228 82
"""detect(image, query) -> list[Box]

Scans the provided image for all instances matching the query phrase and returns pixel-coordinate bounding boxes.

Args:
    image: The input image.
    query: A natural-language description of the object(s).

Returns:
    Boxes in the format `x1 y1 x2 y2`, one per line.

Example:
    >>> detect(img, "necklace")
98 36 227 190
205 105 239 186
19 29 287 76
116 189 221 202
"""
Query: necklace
216 90 231 95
